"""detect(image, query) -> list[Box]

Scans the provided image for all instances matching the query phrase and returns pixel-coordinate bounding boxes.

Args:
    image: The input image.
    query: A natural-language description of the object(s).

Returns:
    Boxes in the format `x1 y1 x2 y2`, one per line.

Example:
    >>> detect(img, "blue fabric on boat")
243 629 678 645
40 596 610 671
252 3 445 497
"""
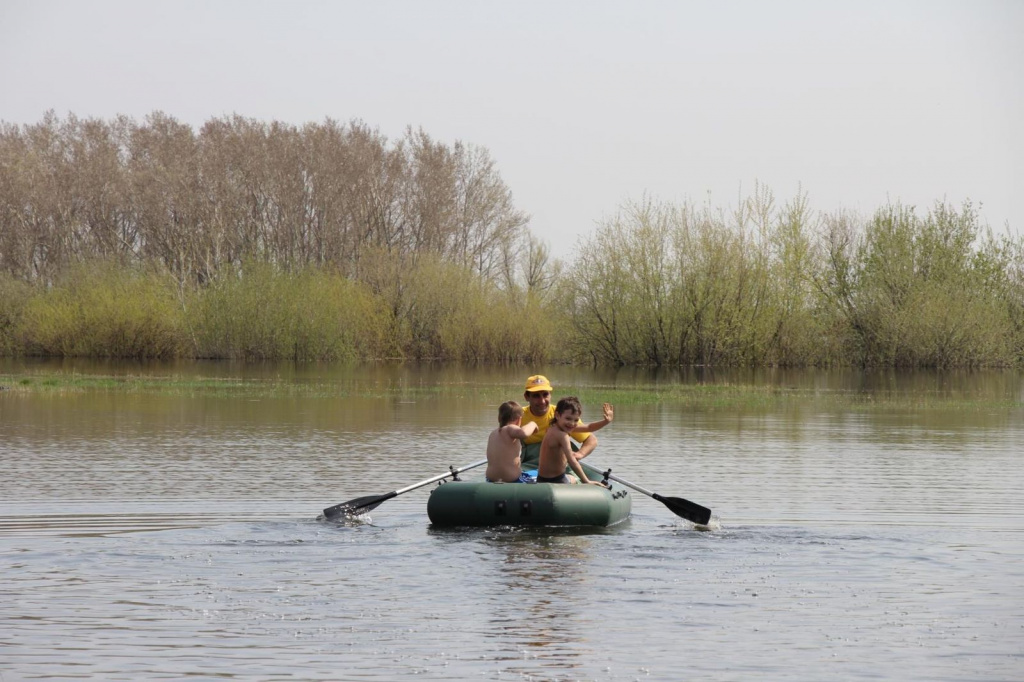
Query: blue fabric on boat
486 471 536 483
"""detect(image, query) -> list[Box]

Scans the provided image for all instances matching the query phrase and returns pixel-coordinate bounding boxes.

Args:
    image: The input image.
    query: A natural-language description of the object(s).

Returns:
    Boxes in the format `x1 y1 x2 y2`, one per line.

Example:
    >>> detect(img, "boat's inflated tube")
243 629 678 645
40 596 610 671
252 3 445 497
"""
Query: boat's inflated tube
427 480 631 527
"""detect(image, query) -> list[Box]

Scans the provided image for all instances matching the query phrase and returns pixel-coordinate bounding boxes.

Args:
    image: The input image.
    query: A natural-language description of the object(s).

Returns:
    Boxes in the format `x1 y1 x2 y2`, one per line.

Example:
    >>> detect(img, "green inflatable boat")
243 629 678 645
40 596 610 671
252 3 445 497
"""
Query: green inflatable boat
426 476 632 527
321 457 710 527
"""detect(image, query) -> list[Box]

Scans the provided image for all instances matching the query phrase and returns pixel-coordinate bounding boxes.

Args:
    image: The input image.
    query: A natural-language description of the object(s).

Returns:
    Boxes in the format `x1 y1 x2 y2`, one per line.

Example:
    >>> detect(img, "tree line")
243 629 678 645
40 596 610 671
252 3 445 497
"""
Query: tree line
0 112 1020 367
0 111 552 287
0 111 560 361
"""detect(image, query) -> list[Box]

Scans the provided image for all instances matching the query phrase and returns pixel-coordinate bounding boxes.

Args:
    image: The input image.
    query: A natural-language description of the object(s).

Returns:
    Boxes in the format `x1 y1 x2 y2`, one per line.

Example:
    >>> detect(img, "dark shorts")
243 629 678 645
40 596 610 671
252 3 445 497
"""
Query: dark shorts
536 473 572 484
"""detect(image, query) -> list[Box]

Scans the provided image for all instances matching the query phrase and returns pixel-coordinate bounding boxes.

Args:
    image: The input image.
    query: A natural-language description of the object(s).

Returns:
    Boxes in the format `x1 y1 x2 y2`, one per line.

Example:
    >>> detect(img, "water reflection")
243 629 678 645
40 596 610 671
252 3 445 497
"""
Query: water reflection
493 530 595 673
4 357 1022 402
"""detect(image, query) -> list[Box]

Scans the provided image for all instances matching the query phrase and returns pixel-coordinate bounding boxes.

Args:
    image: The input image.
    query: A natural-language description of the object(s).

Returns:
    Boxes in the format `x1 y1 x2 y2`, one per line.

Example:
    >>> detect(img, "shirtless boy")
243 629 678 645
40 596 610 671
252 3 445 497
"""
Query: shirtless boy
537 397 614 485
485 401 539 483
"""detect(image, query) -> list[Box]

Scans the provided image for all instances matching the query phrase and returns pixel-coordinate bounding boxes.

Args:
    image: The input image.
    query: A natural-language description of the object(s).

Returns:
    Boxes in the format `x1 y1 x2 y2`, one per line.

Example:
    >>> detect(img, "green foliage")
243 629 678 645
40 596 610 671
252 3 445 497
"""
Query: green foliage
1000 237 1024 364
0 272 31 354
436 285 555 364
821 201 1017 367
356 249 557 362
1 257 557 363
18 261 188 358
194 261 389 361
571 191 824 367
2 191 1020 369
570 194 1022 368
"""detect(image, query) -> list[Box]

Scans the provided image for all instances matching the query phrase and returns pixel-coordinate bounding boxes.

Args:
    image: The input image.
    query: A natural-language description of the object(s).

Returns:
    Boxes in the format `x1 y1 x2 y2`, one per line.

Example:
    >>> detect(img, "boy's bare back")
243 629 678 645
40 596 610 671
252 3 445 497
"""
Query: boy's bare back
485 425 527 483
486 401 538 483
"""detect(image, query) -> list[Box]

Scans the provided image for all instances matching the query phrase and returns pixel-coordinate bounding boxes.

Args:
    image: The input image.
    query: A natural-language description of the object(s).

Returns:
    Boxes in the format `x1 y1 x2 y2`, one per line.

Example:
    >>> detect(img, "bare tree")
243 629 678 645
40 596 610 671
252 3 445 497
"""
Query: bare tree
0 112 534 295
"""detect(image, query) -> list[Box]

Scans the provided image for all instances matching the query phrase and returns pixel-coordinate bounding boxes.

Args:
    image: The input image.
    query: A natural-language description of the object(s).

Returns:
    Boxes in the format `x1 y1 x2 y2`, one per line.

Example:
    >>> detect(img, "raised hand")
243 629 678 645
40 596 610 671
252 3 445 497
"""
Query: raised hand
602 403 614 422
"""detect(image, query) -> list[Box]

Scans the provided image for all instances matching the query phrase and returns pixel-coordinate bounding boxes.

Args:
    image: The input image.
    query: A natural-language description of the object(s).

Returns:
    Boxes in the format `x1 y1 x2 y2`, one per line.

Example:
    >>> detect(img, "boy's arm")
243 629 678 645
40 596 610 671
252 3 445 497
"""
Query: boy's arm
503 422 538 440
561 436 605 486
561 438 591 483
575 403 615 433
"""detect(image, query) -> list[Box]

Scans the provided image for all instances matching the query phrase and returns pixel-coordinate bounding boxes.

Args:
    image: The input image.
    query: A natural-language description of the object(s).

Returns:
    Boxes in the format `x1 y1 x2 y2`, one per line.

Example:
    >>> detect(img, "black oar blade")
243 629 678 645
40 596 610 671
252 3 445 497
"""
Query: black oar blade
653 493 712 525
322 493 392 520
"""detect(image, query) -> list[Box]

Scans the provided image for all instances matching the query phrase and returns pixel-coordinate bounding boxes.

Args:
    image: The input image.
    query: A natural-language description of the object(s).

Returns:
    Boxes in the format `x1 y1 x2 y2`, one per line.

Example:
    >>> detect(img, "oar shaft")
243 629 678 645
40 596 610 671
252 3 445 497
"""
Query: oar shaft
325 456 489 516
582 460 712 525
322 459 488 519
591 468 655 497
393 459 488 495
581 462 653 496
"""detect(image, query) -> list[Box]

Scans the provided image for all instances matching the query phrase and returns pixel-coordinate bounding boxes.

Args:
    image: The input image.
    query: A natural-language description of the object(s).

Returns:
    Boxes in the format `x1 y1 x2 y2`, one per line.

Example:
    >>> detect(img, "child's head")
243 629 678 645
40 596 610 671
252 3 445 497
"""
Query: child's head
555 396 582 417
498 400 524 427
553 396 582 429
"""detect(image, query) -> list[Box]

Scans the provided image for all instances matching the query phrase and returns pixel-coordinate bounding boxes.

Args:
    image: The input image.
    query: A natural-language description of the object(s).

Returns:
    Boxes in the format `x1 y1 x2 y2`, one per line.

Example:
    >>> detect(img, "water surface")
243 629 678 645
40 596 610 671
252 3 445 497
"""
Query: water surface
2 362 1022 680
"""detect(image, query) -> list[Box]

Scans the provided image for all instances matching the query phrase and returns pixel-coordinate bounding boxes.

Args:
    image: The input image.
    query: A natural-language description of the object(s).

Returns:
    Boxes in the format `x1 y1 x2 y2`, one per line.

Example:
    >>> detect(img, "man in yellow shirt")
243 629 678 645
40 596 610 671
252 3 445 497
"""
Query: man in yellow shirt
519 374 601 472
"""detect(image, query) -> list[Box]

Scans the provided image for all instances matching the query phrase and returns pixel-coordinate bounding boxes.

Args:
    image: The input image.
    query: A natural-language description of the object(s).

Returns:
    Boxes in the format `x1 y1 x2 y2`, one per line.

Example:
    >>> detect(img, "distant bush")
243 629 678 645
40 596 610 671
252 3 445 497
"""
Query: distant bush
357 249 557 363
0 112 566 364
193 261 390 361
818 201 1022 367
19 261 188 358
1 257 558 363
0 272 31 354
569 192 1023 368
436 285 554 364
571 189 827 366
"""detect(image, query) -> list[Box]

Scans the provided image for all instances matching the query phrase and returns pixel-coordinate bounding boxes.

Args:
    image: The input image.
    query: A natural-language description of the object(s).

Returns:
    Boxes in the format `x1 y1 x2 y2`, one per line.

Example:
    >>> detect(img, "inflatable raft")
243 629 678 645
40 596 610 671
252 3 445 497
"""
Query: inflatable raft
426 477 632 527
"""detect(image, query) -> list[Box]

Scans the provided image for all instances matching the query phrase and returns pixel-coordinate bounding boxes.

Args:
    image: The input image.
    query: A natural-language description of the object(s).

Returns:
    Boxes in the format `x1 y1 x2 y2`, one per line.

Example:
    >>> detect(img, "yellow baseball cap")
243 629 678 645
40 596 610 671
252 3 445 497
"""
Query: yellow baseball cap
524 375 553 392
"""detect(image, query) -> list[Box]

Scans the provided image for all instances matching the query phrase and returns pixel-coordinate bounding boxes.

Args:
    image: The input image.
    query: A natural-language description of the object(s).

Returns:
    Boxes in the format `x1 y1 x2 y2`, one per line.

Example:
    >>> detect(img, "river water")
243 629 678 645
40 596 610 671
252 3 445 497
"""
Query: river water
1 361 1022 681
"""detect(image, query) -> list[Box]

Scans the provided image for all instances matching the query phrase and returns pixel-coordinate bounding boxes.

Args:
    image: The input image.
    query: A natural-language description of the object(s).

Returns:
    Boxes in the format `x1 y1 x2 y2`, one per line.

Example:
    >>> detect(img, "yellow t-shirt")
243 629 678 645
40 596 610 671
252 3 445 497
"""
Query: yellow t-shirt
520 404 592 445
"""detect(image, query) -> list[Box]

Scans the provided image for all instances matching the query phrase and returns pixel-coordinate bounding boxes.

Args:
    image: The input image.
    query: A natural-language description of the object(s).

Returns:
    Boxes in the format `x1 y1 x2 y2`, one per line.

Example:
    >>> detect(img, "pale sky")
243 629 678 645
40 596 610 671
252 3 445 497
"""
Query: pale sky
2 0 1021 259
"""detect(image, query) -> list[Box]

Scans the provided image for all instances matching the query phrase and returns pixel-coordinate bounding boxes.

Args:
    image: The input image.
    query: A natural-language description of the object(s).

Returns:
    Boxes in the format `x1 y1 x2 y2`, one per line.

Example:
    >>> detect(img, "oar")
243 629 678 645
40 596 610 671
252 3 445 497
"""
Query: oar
321 459 487 520
583 461 712 525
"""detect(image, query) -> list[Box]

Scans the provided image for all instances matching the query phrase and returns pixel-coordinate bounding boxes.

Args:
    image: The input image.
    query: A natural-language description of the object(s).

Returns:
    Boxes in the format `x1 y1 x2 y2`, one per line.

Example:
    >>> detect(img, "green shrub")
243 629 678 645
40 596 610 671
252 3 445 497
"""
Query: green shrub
828 201 1018 367
570 192 823 366
436 285 555 363
357 250 558 363
571 195 1021 368
193 261 390 361
0 272 31 355
19 261 188 358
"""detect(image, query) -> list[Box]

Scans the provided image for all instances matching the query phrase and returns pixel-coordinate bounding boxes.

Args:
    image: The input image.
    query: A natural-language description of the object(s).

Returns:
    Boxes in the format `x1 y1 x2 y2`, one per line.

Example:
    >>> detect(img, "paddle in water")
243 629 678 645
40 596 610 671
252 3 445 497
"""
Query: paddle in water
583 461 712 525
321 459 487 520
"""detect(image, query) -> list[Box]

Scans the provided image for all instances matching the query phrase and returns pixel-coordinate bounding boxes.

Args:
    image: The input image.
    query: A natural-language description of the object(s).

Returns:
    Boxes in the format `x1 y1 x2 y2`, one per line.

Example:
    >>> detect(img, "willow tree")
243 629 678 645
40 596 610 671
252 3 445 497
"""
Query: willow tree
817 201 1019 367
571 191 819 367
